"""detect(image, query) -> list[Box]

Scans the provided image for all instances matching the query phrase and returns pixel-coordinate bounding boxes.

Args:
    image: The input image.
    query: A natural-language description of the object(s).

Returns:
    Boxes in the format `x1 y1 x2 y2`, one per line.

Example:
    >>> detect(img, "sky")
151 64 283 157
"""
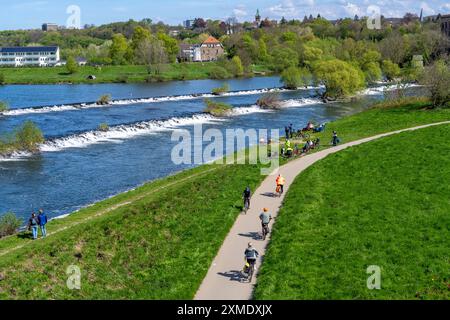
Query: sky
0 0 449 30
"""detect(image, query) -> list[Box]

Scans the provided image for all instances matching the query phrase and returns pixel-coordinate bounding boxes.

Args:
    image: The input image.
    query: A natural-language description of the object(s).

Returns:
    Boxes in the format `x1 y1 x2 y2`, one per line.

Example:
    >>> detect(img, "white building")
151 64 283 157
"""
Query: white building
0 46 60 67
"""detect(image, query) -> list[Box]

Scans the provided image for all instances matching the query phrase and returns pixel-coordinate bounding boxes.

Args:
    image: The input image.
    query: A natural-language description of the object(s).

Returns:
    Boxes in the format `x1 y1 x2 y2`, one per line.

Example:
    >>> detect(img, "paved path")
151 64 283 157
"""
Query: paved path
194 121 450 300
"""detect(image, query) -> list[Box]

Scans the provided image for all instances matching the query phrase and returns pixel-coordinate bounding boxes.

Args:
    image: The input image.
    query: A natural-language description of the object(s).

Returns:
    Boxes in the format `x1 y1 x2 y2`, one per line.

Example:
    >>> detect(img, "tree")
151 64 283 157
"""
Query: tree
420 60 450 107
193 18 207 29
281 67 311 89
300 45 323 66
135 38 168 66
157 32 179 63
230 56 244 76
14 121 44 152
270 47 299 72
109 33 129 65
313 59 366 99
363 62 382 83
382 60 401 81
66 56 78 74
258 38 269 62
131 26 151 50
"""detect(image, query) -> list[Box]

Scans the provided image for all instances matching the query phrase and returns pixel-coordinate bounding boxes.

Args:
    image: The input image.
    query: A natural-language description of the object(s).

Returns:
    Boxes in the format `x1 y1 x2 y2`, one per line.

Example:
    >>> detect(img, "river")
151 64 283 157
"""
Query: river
0 77 420 221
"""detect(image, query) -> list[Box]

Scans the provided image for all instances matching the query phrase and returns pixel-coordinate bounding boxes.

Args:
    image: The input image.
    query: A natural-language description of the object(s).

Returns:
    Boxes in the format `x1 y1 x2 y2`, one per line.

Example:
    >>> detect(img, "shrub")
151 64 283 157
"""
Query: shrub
14 121 44 153
99 123 110 132
66 56 78 74
97 94 112 105
281 67 311 89
420 60 450 108
212 83 230 95
230 56 244 77
0 212 22 238
116 74 129 83
312 59 366 99
0 73 5 85
208 66 231 80
0 101 9 113
382 60 401 81
203 99 232 117
256 92 282 109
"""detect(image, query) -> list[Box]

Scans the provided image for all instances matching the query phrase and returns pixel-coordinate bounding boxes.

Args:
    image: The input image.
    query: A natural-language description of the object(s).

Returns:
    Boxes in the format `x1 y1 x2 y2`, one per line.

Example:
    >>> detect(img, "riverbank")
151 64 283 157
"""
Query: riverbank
0 63 272 85
0 97 449 299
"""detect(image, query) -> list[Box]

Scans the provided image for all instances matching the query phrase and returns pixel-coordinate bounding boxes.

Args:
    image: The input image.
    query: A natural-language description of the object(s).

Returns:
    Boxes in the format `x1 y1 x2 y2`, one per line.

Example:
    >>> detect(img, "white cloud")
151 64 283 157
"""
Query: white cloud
268 0 299 18
233 5 247 18
442 3 450 11
343 2 364 17
419 2 435 15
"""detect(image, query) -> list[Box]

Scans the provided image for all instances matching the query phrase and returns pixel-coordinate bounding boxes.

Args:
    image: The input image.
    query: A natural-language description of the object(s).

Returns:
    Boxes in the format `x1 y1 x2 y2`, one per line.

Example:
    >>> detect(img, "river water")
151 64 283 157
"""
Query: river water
0 77 419 221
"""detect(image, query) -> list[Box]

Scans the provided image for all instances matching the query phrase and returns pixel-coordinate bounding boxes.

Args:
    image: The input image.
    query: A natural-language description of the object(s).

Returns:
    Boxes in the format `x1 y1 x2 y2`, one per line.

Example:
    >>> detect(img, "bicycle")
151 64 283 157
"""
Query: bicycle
261 223 270 241
243 197 250 214
276 185 284 197
242 260 256 282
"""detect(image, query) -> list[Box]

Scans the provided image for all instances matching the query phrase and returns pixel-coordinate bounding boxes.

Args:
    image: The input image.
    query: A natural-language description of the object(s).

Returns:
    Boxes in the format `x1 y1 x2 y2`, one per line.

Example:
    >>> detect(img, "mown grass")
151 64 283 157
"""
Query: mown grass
0 98 448 299
254 124 450 300
0 62 266 84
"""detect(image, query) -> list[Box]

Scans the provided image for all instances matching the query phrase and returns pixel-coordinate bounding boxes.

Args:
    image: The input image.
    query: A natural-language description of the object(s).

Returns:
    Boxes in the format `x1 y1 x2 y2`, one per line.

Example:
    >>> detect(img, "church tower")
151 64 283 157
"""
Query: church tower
255 9 261 25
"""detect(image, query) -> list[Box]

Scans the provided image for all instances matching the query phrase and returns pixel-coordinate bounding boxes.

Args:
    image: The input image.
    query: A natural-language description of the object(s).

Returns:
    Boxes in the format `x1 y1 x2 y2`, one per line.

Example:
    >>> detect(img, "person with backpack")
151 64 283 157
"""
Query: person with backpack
37 209 48 238
28 212 39 240
332 131 341 146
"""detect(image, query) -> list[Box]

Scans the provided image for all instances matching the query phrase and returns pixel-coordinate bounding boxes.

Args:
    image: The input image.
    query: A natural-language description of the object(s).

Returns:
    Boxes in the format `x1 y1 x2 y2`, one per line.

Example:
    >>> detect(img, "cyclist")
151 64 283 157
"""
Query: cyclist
244 242 259 269
259 208 272 238
243 187 252 211
276 174 286 195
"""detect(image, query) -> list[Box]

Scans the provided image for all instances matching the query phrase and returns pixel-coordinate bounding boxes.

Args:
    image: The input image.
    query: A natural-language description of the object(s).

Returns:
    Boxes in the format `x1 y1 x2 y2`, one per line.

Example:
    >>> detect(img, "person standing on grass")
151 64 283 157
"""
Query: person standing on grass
28 212 39 240
37 209 48 238
289 124 294 138
285 126 290 139
332 131 340 146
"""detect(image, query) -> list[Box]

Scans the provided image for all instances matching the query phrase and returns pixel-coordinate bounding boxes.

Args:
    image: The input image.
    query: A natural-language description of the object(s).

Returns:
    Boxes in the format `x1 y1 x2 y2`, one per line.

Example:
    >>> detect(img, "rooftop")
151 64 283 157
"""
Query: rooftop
0 46 59 53
202 36 221 44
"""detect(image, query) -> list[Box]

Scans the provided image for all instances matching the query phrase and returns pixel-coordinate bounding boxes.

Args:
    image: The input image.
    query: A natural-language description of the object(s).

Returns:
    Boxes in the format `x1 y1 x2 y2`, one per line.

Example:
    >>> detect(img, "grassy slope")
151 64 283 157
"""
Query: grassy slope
254 124 450 300
0 62 225 84
0 99 448 299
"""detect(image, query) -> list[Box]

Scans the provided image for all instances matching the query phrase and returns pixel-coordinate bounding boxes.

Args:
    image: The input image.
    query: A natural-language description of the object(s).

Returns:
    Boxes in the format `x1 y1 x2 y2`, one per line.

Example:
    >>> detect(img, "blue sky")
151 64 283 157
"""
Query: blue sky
1 0 449 30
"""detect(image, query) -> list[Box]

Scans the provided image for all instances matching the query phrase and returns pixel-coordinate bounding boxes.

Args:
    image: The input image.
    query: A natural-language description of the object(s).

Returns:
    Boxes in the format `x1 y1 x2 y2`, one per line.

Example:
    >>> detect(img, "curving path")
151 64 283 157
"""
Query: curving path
194 121 450 300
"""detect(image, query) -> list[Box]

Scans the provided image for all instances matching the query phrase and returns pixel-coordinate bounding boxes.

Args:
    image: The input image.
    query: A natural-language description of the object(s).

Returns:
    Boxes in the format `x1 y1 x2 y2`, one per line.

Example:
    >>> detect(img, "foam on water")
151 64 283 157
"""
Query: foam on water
3 87 302 116
39 113 222 152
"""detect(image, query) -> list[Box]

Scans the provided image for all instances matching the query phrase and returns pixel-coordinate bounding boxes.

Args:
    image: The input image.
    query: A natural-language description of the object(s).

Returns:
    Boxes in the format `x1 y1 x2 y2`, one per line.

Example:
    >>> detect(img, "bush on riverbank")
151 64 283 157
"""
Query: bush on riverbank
203 99 232 116
0 73 5 85
0 213 22 238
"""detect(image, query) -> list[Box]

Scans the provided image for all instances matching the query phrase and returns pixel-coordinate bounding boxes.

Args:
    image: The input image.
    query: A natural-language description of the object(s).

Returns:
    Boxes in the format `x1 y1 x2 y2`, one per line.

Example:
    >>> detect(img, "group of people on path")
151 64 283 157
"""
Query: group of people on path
241 173 284 279
27 209 48 240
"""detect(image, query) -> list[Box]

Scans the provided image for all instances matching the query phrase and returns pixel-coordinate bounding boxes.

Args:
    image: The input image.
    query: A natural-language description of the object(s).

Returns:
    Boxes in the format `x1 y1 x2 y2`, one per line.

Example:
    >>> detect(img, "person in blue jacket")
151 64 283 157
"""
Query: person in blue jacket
37 209 48 238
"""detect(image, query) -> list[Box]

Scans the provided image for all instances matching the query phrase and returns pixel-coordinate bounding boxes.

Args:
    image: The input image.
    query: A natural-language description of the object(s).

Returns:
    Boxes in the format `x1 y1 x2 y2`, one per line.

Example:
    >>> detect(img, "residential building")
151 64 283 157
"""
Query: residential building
178 36 225 62
197 36 224 62
42 23 58 31
0 46 60 67
179 43 195 61
424 13 450 37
